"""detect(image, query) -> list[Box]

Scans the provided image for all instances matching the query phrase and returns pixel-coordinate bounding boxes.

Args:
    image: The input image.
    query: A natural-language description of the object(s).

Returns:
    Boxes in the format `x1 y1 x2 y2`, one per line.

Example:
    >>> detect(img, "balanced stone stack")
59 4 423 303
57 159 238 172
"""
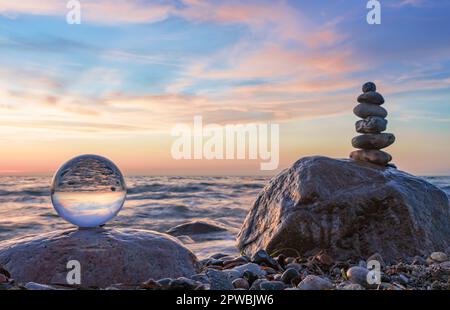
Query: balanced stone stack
350 82 395 166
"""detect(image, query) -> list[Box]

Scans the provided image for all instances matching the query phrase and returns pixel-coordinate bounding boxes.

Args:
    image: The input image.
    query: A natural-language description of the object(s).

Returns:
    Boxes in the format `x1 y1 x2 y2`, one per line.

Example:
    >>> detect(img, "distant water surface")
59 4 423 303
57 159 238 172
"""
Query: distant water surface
0 176 449 258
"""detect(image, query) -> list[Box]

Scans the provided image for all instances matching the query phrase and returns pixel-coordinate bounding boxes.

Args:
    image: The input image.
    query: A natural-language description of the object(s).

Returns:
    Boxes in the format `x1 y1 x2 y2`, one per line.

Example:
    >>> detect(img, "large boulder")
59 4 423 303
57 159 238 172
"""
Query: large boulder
0 228 200 288
237 156 450 261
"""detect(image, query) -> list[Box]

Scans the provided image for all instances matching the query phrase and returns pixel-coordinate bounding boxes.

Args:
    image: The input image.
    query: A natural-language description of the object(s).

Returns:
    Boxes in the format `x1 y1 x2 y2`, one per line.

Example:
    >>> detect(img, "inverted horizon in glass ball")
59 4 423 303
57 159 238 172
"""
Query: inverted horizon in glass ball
51 154 127 228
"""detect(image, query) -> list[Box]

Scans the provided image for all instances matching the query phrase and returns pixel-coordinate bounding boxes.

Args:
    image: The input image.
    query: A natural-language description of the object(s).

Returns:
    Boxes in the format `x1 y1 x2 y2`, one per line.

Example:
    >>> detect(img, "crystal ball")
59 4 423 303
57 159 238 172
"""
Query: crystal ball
51 154 127 227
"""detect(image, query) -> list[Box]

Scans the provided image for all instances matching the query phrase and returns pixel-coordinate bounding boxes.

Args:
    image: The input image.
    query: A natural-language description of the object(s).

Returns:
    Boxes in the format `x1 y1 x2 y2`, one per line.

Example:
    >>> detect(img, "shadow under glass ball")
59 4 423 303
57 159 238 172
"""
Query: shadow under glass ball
51 154 127 228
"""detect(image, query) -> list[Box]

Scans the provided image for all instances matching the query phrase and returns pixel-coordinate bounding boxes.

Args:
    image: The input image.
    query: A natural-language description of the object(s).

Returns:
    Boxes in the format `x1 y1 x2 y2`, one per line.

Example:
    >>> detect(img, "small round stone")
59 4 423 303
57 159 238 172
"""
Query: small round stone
352 133 395 150
251 250 278 269
232 278 249 290
316 253 334 266
362 82 376 93
260 281 285 290
297 275 333 290
358 91 385 105
349 149 392 166
281 268 300 284
354 103 388 118
430 252 448 263
249 279 265 290
346 266 369 287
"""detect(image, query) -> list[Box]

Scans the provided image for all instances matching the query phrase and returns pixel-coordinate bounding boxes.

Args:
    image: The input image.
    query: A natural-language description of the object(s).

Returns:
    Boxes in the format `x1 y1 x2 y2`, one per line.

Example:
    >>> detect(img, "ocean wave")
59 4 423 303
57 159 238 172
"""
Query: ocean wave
1 175 449 258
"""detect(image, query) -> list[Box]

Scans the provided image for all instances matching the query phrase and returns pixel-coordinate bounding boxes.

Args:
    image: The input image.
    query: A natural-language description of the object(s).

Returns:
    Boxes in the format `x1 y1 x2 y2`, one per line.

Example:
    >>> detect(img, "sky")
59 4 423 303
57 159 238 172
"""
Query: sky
0 0 449 176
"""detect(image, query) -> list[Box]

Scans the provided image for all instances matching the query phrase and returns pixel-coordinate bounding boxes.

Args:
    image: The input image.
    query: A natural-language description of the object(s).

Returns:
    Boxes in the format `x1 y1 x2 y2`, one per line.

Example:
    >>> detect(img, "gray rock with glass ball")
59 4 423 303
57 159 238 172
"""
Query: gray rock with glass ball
0 154 200 288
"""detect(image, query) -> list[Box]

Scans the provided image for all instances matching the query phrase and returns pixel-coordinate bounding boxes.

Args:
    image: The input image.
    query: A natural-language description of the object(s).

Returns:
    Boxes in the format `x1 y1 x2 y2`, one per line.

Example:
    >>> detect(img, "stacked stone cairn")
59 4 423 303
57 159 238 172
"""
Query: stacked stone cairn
350 82 395 166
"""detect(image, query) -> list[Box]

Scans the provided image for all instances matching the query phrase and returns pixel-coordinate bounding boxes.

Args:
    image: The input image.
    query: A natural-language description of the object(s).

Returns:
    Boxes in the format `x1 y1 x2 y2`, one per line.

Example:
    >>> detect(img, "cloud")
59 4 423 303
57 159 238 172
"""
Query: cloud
1 0 449 135
387 0 426 8
0 0 174 24
178 0 345 48
0 0 370 134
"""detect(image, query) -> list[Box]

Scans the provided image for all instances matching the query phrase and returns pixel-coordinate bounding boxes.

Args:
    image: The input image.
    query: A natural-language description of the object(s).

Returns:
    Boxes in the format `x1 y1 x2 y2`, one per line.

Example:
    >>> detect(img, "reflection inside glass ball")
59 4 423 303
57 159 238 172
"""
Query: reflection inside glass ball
51 154 127 228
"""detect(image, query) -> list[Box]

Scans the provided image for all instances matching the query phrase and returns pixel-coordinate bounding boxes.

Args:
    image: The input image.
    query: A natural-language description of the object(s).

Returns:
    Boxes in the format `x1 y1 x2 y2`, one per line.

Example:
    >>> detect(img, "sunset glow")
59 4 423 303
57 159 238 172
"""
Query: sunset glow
0 0 449 176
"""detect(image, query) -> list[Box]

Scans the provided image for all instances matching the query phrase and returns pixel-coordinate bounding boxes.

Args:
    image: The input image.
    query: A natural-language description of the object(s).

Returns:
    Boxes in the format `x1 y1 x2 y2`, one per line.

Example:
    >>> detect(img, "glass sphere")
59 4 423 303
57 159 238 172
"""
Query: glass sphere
51 154 127 228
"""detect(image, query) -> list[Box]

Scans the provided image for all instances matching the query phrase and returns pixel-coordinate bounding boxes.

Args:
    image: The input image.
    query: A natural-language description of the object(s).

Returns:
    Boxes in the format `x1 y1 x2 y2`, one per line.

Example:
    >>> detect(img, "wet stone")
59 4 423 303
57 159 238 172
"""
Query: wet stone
252 250 279 269
297 275 333 290
232 278 249 290
206 269 233 290
260 281 285 290
346 267 369 287
249 279 266 290
281 268 300 284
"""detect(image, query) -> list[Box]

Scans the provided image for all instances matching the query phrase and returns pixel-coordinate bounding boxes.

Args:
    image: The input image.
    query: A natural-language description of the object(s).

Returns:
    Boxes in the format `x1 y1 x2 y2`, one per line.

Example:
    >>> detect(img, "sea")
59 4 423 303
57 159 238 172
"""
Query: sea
0 176 449 259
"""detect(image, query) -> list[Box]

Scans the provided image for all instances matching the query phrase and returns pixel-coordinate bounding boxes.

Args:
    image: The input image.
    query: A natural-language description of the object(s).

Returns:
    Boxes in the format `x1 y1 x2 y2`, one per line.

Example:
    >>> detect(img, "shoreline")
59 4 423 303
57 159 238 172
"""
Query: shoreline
1 249 449 290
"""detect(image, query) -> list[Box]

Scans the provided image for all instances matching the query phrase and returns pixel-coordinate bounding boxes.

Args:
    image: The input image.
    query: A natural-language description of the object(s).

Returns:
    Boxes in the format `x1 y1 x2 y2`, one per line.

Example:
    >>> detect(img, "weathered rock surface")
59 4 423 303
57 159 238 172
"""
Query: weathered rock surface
237 156 450 261
352 133 395 150
356 116 387 134
350 149 392 166
354 103 388 119
0 228 200 287
357 91 385 105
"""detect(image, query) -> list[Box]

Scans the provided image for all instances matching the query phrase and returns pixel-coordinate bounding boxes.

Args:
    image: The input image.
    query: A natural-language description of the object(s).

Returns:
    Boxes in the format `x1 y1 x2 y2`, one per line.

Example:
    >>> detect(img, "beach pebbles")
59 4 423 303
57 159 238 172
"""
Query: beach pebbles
350 82 395 166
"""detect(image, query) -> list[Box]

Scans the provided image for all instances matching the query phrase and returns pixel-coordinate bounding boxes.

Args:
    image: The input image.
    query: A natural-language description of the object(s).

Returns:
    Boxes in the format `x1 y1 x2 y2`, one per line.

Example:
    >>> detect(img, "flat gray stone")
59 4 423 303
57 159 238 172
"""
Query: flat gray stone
350 149 392 165
352 133 395 150
357 91 385 105
354 103 388 118
297 275 333 290
166 220 228 236
205 269 234 290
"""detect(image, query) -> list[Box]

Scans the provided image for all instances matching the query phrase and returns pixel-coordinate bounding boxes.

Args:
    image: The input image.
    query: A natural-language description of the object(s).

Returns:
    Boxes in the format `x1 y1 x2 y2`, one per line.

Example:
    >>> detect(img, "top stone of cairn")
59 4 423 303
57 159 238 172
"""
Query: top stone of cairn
362 81 376 93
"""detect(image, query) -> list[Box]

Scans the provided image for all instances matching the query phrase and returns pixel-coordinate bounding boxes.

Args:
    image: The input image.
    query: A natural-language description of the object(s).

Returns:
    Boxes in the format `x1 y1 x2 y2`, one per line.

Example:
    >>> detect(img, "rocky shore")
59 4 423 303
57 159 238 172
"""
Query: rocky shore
1 155 448 291
1 249 449 290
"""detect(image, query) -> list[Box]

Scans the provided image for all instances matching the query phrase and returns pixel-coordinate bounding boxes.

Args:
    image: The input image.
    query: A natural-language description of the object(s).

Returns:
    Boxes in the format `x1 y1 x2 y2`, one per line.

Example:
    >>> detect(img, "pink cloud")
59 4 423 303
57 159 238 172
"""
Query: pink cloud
0 0 174 24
